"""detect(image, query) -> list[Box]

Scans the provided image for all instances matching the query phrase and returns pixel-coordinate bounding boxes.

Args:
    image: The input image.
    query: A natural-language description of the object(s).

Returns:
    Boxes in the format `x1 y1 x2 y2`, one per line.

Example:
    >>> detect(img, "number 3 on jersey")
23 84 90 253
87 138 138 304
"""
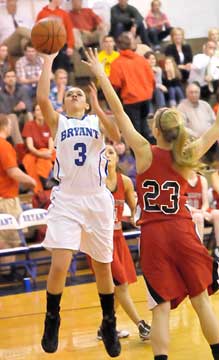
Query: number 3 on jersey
74 143 87 166
142 179 180 214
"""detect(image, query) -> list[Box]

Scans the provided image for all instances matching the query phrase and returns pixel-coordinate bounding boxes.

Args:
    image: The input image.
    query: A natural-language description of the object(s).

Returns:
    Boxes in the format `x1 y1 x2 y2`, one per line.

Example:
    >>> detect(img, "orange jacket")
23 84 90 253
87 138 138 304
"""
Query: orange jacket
109 49 155 105
0 139 18 198
36 6 74 48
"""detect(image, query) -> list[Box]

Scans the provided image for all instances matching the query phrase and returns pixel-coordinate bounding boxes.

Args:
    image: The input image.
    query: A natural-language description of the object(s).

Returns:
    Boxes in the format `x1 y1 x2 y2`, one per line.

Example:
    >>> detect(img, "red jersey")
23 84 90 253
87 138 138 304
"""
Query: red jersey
113 172 125 230
186 175 202 209
136 146 191 225
22 120 51 150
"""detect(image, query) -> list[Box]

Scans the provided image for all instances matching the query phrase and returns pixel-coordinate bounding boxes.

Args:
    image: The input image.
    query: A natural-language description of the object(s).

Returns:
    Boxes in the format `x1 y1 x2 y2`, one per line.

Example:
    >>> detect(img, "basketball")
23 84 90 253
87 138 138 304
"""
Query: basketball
31 18 67 54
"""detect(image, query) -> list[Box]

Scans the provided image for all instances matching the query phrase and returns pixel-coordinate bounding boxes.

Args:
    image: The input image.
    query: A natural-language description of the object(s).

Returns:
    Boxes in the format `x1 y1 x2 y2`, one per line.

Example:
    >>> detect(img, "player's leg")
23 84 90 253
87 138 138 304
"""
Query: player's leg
190 290 219 359
114 283 150 340
91 259 121 357
150 301 170 360
41 249 73 353
210 210 219 260
192 211 204 242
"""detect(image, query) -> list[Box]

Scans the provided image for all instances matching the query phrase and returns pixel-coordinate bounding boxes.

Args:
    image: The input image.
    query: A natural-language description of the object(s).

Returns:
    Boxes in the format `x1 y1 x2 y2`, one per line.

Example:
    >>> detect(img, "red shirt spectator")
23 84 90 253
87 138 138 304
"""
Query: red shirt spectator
22 120 51 150
36 4 74 49
69 7 102 32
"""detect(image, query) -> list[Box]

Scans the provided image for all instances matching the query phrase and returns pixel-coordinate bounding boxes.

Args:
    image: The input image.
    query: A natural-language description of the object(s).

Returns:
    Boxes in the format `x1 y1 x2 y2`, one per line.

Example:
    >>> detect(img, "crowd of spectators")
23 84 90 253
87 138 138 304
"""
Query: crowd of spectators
0 0 219 267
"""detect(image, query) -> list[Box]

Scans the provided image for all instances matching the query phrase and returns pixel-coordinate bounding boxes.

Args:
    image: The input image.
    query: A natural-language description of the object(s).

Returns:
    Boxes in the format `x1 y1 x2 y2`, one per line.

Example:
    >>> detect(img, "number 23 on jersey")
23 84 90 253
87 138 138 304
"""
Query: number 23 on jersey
142 179 180 214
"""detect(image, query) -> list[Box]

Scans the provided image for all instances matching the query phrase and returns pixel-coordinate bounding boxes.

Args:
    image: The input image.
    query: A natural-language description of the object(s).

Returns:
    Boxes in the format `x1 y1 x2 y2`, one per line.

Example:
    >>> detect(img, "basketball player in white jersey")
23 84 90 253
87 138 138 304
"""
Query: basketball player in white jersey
37 52 121 358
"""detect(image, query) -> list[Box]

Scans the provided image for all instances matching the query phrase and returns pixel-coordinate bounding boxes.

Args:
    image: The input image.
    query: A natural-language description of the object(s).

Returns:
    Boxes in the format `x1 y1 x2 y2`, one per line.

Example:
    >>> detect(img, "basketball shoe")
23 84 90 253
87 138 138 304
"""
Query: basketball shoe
41 313 60 353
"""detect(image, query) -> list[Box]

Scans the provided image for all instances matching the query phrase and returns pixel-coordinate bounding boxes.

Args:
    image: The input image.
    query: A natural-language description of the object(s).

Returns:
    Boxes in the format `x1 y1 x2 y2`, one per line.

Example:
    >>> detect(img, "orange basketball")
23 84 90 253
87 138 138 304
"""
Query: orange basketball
31 18 67 54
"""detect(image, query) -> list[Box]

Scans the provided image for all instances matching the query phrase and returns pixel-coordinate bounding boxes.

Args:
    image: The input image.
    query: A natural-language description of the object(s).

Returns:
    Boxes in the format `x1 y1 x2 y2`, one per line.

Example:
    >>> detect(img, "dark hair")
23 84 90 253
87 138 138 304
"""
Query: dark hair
144 51 155 59
3 69 15 77
116 32 132 50
24 41 34 51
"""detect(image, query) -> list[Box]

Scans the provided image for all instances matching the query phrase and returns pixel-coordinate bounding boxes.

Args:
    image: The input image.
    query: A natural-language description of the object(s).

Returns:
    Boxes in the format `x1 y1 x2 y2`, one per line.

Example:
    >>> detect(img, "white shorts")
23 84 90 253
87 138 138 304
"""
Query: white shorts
42 186 114 263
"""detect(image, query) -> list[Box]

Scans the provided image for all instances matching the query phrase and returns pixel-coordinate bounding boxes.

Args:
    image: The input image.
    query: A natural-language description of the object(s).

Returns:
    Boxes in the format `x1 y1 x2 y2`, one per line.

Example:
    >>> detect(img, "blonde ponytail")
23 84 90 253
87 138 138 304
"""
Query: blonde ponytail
155 108 201 169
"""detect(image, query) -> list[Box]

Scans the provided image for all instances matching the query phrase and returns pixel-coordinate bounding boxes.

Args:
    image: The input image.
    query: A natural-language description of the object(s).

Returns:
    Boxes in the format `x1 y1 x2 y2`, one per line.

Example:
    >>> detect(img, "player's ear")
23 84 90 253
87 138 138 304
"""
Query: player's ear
85 102 91 111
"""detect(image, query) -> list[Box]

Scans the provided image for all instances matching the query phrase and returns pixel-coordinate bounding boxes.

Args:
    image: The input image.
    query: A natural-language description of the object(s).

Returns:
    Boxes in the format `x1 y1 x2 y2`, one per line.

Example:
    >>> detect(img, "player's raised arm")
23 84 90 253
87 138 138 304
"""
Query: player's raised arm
184 108 219 162
83 49 151 165
37 53 59 137
88 82 121 142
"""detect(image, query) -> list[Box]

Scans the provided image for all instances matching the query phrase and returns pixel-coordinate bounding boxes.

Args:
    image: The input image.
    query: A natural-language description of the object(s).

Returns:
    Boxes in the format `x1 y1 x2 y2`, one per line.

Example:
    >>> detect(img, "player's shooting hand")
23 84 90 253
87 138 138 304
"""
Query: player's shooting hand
39 52 59 63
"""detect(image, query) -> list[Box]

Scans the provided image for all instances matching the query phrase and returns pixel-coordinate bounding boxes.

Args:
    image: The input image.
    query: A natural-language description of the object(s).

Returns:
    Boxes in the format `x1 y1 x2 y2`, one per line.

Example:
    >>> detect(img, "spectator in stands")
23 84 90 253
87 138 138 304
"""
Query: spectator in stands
0 45 10 90
110 0 150 46
186 170 219 261
188 40 219 99
49 69 70 113
0 0 32 58
144 51 167 112
97 36 119 78
0 114 35 280
178 83 215 138
0 69 33 129
22 104 56 194
164 27 193 82
15 42 43 98
162 56 184 107
109 32 154 140
36 0 74 72
113 139 136 189
208 28 219 65
145 0 172 52
69 0 107 56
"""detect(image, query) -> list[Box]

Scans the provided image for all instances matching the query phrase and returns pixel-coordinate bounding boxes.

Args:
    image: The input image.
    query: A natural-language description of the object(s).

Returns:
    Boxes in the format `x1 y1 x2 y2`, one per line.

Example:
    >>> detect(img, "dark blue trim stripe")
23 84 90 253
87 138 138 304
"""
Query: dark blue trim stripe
98 148 106 186
55 157 61 181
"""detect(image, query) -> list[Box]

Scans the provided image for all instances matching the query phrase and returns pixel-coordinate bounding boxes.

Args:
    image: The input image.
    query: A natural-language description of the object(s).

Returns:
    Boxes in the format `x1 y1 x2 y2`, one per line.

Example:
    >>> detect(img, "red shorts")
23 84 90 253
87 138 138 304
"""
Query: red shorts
111 230 137 285
140 219 218 309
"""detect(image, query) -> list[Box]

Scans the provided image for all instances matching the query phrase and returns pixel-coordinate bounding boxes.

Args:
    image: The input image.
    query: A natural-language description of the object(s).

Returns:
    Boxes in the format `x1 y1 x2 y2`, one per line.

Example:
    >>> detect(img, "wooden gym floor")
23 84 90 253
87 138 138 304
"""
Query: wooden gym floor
0 275 219 360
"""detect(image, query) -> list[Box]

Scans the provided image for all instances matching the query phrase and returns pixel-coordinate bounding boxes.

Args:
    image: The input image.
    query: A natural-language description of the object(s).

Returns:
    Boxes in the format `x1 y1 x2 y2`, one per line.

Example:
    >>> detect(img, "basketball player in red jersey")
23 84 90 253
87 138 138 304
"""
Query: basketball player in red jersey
95 144 151 341
84 49 219 360
186 170 219 255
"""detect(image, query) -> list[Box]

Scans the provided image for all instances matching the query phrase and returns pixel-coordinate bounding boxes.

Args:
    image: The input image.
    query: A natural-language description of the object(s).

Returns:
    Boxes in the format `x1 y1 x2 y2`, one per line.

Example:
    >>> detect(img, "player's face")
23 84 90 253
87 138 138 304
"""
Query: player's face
64 87 88 113
105 145 118 168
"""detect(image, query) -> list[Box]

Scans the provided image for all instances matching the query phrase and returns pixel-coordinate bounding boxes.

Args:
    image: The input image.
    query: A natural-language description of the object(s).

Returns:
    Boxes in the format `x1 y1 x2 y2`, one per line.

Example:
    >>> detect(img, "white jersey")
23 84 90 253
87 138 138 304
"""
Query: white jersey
53 113 107 195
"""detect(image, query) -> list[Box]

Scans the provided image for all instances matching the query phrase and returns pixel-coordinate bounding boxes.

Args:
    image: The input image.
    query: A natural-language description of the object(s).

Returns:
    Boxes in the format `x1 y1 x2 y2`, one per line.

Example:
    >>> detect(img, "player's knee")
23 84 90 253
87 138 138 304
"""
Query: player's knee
192 212 204 225
50 262 69 277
